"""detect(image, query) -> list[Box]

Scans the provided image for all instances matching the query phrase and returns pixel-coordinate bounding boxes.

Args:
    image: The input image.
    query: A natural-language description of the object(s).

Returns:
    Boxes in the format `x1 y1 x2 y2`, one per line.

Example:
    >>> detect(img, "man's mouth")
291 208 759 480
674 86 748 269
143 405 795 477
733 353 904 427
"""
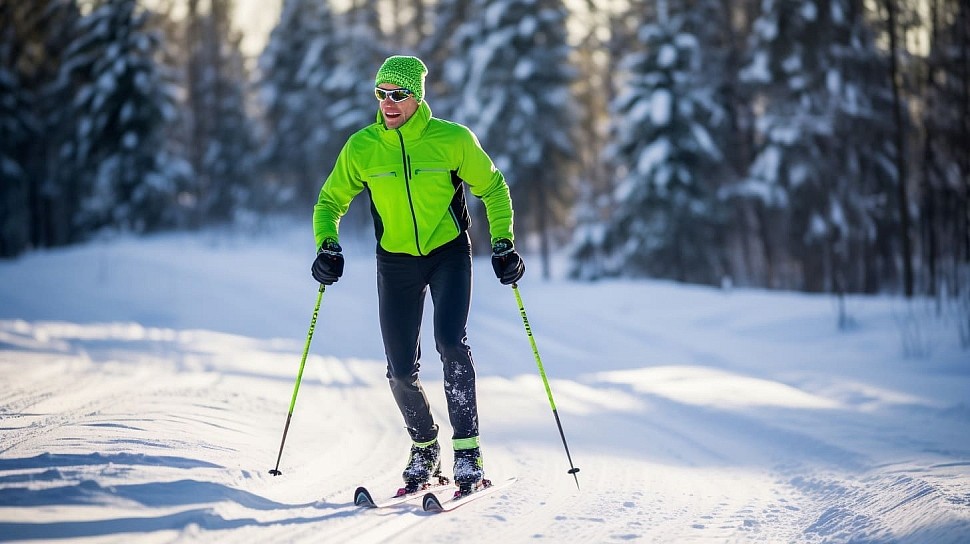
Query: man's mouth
384 111 401 119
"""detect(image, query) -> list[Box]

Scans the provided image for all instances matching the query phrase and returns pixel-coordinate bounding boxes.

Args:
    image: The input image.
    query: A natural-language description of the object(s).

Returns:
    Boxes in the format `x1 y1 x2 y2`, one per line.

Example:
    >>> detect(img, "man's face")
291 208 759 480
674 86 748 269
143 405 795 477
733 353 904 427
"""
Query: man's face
377 85 419 130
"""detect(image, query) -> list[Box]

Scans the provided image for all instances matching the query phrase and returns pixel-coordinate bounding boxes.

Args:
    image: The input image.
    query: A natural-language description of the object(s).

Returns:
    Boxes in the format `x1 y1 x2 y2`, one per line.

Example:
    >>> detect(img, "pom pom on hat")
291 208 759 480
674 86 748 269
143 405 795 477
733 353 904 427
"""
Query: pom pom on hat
375 55 428 103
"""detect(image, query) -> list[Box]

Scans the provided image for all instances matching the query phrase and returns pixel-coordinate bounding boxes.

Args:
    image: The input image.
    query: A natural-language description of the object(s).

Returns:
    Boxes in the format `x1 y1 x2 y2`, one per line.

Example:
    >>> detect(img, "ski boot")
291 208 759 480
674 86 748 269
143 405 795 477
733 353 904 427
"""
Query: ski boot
400 439 445 494
453 446 488 498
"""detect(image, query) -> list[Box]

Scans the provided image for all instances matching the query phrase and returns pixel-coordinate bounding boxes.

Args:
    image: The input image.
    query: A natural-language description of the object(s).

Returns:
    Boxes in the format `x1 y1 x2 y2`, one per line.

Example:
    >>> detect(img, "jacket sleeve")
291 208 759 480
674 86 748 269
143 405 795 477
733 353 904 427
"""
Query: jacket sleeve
457 128 514 244
313 141 364 249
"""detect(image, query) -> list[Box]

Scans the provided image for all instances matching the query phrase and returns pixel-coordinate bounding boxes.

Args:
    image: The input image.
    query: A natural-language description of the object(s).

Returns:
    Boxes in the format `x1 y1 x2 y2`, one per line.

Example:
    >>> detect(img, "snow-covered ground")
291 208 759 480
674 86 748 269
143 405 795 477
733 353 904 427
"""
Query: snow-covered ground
1 222 968 543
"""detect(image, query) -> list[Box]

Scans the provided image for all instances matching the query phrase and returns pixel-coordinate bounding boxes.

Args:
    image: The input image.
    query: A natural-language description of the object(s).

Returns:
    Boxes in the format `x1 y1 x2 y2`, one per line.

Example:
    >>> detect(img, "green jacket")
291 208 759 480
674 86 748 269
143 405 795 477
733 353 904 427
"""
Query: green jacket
313 101 514 256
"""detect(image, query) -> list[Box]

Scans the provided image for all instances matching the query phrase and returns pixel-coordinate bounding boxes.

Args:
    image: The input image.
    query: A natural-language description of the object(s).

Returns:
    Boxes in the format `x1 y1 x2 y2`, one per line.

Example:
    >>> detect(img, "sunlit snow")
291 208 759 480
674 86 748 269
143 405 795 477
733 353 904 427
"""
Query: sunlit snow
1 223 967 543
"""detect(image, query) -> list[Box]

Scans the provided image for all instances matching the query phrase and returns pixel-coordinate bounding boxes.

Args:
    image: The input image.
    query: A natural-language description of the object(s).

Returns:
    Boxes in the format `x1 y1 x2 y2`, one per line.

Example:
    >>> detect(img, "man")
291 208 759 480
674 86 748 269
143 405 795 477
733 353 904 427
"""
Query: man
311 55 525 494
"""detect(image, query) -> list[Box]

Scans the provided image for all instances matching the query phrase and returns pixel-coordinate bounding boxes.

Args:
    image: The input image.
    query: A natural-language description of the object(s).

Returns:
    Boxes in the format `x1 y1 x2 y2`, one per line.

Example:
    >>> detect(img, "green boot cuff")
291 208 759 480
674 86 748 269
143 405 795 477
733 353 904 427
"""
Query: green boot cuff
452 436 480 450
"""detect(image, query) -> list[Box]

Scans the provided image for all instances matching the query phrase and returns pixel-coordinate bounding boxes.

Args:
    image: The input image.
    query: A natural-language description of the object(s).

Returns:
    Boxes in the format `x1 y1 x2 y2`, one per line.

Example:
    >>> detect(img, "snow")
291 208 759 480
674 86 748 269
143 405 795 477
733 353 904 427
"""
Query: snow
689 123 720 159
650 89 672 126
753 14 778 42
801 0 819 21
657 44 677 68
517 16 537 37
826 69 841 95
741 50 770 83
782 53 802 75
1 222 969 543
635 137 671 178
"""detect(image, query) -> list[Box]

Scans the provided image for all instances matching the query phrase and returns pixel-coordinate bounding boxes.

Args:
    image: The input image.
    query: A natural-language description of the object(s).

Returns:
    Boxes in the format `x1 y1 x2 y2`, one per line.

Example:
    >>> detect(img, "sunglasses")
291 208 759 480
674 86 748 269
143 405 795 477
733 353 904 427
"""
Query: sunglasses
375 87 414 102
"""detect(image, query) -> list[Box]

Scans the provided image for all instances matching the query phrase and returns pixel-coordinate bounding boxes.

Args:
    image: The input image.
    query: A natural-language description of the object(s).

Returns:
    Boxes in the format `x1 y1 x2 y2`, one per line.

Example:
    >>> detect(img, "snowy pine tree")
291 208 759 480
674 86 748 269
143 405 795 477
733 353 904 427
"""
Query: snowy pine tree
0 0 85 252
317 3 389 231
575 8 729 284
323 4 387 142
260 0 388 225
180 0 258 224
257 0 345 208
62 0 183 234
418 0 470 115
444 0 576 273
919 0 970 297
569 1 642 281
739 0 897 292
0 5 36 256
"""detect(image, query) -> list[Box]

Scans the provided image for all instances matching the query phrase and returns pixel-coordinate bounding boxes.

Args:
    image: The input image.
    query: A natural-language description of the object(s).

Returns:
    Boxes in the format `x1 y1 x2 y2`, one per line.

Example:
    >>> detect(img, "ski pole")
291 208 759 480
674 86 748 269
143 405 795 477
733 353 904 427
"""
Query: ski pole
511 283 581 490
269 283 325 476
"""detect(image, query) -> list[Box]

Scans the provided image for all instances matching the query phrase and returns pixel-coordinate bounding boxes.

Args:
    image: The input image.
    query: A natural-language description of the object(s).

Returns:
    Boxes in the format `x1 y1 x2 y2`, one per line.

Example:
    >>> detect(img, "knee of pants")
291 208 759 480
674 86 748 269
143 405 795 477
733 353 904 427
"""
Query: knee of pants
437 342 472 366
386 365 419 385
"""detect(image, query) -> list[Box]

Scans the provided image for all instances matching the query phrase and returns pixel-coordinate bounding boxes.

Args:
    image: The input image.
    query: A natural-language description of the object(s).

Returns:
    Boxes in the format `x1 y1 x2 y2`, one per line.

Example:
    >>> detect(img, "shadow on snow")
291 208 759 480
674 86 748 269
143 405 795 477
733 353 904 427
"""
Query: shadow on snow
0 452 357 540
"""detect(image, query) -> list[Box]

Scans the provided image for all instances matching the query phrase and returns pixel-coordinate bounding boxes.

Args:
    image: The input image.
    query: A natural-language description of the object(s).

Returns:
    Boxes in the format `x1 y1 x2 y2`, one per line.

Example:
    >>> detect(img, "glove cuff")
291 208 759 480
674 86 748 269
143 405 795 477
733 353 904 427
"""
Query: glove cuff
318 237 342 254
492 238 514 256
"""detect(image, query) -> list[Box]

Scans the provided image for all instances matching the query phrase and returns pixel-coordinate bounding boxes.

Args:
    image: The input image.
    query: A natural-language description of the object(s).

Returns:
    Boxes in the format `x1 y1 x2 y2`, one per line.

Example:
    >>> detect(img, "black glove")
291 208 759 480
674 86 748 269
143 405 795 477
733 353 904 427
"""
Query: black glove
491 238 525 285
311 239 344 285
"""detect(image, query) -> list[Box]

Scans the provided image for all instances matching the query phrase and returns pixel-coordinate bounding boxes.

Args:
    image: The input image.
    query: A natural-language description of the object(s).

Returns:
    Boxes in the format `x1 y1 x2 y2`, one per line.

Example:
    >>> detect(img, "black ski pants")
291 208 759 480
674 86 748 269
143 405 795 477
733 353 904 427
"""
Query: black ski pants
377 232 479 444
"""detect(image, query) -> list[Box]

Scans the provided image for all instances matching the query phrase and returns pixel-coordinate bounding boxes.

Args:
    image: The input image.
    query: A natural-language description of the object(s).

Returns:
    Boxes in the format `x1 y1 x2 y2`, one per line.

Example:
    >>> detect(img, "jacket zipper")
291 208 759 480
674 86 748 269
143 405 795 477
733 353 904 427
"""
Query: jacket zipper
395 130 423 256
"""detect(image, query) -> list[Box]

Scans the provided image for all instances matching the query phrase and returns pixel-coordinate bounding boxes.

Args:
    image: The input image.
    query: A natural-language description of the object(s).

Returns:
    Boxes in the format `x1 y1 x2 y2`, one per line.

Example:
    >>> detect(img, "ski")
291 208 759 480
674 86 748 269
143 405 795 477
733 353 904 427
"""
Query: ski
354 479 455 509
422 476 517 513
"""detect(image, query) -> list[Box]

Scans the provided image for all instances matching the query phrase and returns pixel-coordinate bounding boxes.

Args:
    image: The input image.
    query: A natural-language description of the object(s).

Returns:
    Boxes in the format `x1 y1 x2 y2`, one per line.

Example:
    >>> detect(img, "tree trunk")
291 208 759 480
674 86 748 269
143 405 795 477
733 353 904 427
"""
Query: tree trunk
884 0 915 297
959 0 970 268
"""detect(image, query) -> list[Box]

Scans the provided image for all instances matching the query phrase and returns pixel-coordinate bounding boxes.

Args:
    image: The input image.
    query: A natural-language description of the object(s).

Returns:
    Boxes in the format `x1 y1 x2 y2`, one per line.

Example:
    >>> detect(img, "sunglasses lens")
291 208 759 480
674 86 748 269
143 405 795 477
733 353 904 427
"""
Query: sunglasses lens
375 88 412 102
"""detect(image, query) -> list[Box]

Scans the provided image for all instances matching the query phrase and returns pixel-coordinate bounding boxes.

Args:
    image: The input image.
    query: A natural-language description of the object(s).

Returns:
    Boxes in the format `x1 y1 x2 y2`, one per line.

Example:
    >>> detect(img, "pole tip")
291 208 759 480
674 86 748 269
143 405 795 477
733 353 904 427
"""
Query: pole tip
568 467 580 474
269 469 282 476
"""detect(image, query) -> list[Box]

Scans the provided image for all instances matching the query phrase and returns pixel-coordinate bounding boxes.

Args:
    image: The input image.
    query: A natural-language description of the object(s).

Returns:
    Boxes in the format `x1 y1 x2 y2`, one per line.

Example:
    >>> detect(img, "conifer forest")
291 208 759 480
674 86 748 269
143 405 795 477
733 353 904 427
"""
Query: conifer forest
1 0 968 300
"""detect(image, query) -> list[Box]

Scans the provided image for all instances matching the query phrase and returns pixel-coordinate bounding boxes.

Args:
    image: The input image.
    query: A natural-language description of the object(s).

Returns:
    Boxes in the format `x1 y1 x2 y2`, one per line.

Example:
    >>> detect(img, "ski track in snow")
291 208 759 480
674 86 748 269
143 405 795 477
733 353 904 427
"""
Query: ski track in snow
0 225 968 543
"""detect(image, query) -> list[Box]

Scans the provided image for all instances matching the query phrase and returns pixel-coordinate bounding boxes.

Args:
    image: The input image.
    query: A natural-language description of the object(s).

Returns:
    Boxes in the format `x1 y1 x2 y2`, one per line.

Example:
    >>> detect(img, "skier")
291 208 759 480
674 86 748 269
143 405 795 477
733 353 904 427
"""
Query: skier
311 55 525 493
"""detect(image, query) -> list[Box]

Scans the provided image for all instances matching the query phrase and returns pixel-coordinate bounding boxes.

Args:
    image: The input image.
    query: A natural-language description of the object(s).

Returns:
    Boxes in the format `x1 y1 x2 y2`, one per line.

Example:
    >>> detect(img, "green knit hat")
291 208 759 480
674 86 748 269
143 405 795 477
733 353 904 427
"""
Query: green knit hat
375 55 428 103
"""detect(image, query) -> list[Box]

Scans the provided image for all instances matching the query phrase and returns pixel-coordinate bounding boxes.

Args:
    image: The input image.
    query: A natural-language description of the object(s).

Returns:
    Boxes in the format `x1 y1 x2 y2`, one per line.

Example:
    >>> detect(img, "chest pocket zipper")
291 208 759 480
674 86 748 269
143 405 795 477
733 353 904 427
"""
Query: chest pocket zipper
369 171 397 179
414 168 448 175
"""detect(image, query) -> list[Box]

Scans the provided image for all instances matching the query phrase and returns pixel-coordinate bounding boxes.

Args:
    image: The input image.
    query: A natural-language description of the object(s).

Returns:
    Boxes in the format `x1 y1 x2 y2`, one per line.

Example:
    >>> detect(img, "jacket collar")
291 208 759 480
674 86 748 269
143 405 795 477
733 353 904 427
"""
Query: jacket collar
376 100 432 140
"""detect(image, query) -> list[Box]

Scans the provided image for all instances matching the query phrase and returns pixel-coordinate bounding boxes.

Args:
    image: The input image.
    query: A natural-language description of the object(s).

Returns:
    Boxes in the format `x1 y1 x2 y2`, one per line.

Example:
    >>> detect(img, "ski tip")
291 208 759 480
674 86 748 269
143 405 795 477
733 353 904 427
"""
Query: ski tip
354 486 376 507
422 492 444 512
